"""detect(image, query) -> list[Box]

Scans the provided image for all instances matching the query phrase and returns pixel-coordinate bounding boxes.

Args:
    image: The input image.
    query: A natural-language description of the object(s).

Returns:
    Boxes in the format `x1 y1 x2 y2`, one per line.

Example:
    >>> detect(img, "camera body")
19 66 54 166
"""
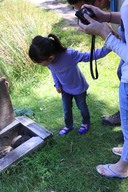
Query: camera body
75 7 95 25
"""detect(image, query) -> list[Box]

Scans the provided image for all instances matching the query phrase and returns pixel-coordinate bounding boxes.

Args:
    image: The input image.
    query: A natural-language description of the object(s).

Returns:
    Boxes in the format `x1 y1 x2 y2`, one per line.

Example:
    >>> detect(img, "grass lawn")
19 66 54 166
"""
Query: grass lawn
0 0 128 192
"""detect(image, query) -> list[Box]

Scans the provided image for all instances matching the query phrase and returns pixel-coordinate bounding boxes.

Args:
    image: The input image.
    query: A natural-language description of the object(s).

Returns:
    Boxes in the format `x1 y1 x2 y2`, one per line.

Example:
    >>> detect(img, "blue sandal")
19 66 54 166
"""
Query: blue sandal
78 123 90 134
59 127 74 136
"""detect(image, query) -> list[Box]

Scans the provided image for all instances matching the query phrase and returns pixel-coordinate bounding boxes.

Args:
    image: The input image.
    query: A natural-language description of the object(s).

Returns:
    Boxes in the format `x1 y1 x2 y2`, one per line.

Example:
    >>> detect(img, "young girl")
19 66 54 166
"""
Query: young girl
29 33 110 136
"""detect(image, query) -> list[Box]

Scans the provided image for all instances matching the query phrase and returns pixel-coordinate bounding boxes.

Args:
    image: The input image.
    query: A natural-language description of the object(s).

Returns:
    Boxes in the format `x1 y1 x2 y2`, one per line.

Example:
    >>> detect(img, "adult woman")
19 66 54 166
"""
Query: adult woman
78 0 128 178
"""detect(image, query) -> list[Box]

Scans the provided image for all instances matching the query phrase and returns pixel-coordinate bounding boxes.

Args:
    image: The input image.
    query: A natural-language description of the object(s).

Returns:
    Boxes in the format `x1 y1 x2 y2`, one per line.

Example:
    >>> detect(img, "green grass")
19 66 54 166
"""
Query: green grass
0 0 128 192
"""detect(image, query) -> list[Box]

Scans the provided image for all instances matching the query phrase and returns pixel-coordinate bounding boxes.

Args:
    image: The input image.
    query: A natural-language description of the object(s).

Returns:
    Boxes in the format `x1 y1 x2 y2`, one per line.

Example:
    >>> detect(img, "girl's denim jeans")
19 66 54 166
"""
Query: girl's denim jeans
62 91 90 129
119 82 128 162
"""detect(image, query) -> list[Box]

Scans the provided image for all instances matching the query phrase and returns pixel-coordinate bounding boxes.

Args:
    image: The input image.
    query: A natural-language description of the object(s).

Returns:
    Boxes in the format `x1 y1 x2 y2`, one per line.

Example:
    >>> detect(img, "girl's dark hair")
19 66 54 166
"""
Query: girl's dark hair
29 33 67 63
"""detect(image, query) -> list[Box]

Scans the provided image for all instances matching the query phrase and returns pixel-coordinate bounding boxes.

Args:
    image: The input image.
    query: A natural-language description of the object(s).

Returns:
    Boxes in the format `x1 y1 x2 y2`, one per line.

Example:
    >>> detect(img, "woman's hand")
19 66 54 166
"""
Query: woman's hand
79 14 113 40
81 4 121 24
81 4 108 22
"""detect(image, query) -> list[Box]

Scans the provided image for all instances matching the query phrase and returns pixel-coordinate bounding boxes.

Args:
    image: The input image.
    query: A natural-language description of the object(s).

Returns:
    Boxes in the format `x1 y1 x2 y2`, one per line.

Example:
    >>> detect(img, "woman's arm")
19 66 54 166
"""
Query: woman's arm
105 34 128 63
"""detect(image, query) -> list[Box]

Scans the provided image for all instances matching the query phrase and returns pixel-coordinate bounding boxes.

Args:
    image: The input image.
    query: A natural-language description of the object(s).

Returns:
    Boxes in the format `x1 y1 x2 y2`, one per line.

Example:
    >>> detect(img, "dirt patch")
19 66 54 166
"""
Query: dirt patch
29 0 78 26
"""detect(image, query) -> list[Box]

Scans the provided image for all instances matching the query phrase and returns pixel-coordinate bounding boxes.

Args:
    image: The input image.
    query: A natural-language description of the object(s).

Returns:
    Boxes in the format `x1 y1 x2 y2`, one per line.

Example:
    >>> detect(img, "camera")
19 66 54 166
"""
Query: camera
75 7 95 25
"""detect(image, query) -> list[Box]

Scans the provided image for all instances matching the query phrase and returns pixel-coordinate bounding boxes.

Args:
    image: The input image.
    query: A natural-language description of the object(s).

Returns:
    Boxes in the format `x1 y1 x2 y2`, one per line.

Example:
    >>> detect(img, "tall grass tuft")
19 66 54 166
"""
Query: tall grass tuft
0 0 60 81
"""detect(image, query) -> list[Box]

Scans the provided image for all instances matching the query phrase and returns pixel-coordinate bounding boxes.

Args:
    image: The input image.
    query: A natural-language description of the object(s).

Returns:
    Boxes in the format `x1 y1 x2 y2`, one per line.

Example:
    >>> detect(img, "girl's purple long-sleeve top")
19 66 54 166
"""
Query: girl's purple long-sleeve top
48 47 110 95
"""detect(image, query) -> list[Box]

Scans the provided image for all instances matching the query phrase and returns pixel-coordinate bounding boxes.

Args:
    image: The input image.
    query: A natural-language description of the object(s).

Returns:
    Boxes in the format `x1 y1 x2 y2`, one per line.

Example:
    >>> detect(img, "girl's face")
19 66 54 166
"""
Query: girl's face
39 55 56 67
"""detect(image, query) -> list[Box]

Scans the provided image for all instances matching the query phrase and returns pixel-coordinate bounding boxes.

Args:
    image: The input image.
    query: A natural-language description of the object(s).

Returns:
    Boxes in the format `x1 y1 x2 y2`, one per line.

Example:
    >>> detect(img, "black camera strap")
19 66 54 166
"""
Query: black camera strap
90 35 98 80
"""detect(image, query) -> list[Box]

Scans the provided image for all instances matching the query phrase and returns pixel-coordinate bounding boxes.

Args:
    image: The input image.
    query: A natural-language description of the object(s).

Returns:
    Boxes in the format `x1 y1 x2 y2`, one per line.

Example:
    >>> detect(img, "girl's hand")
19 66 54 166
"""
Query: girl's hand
56 87 62 93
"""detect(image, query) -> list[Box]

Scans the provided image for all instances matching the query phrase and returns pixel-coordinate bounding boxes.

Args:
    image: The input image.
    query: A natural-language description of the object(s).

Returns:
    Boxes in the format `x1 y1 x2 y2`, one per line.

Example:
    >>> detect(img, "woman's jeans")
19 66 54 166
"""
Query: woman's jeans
62 91 90 129
119 82 128 162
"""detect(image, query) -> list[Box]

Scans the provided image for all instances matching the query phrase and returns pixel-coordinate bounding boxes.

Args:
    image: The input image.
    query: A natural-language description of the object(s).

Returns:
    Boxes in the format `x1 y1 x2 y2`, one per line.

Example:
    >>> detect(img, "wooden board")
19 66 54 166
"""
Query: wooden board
16 116 53 140
0 136 44 172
